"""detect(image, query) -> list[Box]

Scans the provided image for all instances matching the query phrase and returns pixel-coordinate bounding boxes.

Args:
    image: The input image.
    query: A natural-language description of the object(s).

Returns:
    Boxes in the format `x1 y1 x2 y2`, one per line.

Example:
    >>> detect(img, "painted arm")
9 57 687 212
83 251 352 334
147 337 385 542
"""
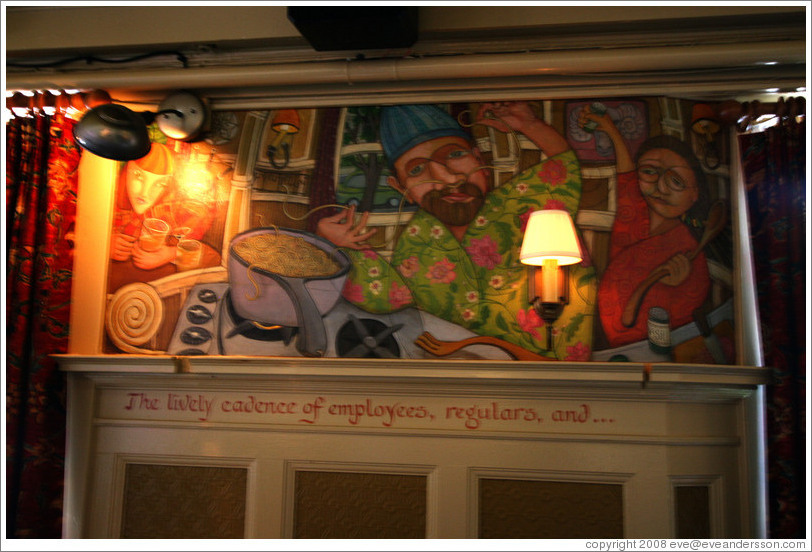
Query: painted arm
577 106 634 173
476 101 569 157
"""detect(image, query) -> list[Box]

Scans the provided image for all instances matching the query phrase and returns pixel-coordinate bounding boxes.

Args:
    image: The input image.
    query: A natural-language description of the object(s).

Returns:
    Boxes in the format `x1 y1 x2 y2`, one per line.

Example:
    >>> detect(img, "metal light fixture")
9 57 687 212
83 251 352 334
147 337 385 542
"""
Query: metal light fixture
73 91 207 161
266 109 300 168
156 91 207 141
520 209 583 354
73 103 152 160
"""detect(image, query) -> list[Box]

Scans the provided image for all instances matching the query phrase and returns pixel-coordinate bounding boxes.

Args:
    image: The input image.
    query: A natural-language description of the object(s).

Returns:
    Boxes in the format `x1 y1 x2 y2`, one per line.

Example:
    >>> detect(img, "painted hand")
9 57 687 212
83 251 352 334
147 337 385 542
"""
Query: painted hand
132 244 175 270
316 205 377 250
658 253 691 287
111 232 136 261
476 101 537 133
577 105 613 133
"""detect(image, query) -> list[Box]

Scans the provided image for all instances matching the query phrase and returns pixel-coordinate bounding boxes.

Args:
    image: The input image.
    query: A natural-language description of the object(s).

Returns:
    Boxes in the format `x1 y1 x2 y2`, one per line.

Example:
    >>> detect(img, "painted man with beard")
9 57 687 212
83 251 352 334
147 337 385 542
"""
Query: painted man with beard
317 102 596 360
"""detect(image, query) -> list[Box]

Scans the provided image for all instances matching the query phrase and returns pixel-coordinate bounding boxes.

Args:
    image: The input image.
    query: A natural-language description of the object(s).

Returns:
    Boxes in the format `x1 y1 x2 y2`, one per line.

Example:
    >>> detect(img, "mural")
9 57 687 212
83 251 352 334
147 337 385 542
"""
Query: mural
102 97 735 364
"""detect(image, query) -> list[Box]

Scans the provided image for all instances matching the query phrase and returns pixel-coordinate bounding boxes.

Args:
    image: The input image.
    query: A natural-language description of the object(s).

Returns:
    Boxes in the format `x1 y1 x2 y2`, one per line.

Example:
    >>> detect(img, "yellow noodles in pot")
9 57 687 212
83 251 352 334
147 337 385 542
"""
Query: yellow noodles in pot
233 233 341 278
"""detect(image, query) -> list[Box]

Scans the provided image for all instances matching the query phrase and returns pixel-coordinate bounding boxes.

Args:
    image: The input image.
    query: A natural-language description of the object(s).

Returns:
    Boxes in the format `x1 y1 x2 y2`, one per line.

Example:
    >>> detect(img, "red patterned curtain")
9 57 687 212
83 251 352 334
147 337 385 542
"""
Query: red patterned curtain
5 112 81 537
738 117 806 538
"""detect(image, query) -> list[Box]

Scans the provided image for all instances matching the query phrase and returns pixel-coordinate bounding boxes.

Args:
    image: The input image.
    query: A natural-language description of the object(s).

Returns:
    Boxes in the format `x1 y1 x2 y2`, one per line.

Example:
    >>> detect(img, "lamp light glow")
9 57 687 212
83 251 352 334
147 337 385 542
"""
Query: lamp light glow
519 209 583 266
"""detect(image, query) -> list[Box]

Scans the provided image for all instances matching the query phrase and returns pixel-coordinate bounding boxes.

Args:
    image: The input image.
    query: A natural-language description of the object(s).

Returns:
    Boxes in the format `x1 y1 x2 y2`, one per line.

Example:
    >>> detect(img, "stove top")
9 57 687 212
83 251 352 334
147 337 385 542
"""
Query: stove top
167 283 509 360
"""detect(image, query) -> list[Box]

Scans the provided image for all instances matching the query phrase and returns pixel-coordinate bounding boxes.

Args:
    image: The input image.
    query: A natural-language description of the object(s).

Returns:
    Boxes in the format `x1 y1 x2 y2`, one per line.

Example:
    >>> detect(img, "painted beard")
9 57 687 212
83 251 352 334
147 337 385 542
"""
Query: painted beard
420 181 485 227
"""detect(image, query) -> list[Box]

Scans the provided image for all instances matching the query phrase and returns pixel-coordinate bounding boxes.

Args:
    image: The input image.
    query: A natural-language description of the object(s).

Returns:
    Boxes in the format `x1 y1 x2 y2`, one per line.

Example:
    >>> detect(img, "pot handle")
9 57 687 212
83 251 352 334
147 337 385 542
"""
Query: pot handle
270 274 328 357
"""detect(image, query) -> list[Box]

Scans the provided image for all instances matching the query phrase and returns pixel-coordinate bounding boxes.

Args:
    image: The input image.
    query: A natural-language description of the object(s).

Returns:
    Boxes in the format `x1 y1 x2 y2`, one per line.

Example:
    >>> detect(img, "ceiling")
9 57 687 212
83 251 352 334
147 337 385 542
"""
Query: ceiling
4 5 808 109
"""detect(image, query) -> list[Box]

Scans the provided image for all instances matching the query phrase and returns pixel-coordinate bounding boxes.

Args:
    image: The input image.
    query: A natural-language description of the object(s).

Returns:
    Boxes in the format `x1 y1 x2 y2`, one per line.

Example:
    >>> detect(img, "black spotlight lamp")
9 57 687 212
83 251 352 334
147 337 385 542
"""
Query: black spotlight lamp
73 91 207 161
73 103 151 161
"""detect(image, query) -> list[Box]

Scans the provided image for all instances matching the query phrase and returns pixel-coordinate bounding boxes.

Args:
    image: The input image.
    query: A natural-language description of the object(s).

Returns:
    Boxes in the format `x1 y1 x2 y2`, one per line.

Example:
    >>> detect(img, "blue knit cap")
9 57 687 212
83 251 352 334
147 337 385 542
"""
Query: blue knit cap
380 104 472 165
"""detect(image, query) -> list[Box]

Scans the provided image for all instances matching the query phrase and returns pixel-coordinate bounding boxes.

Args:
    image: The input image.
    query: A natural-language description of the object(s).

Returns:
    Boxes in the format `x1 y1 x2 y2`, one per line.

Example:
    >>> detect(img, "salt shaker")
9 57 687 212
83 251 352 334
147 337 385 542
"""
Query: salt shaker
647 306 672 358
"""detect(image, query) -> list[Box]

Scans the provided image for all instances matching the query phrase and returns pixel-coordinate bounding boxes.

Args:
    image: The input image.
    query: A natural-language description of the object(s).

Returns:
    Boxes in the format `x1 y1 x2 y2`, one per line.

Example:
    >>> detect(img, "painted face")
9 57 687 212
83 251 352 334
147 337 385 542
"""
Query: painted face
126 163 172 215
636 148 699 221
389 136 491 227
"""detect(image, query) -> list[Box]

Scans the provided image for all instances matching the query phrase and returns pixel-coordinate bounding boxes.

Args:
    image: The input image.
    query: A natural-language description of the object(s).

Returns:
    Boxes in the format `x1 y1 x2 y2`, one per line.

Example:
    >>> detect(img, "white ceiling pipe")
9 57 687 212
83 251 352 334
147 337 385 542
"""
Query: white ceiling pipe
5 40 804 92
209 79 807 111
347 41 805 83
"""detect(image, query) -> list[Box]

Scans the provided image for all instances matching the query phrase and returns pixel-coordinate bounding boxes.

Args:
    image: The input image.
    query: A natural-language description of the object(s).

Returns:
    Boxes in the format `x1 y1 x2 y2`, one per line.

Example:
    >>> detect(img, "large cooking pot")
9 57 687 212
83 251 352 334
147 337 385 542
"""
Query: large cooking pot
227 227 351 357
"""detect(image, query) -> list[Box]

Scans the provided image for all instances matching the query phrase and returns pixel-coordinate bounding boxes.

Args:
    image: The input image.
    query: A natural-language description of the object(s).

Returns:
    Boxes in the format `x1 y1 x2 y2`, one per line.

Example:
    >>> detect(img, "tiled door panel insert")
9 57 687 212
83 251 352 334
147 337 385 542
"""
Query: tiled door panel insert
120 463 247 538
674 485 711 538
479 478 623 538
293 471 426 538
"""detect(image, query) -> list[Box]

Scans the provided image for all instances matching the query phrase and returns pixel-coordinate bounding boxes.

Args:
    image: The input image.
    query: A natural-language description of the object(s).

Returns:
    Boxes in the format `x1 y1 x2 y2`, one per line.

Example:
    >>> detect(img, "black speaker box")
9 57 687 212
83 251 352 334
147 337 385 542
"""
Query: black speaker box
287 7 419 51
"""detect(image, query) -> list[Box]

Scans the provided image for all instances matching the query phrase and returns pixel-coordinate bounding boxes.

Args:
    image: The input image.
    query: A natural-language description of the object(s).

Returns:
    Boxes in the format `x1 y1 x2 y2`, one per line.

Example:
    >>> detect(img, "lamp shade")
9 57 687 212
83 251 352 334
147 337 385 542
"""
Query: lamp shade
272 109 301 133
691 103 721 137
520 209 583 266
73 103 151 161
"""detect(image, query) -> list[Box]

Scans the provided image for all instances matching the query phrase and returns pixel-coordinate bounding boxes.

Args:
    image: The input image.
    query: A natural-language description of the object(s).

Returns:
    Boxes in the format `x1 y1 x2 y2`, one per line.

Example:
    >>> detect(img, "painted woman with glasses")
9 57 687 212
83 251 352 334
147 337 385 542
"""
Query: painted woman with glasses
579 106 712 349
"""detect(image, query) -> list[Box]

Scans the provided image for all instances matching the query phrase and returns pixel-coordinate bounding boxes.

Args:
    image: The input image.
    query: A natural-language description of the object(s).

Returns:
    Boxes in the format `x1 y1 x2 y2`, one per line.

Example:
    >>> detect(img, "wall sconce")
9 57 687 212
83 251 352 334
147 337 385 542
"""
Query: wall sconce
691 103 721 170
34 90 57 116
5 89 119 122
73 91 207 161
520 209 583 354
54 90 86 120
8 92 33 118
267 109 300 169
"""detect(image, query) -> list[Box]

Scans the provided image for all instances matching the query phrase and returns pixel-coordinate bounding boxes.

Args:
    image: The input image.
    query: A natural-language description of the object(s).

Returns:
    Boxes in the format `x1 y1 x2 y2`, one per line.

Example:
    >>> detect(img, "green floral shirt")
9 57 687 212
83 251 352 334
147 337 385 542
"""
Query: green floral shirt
341 150 596 360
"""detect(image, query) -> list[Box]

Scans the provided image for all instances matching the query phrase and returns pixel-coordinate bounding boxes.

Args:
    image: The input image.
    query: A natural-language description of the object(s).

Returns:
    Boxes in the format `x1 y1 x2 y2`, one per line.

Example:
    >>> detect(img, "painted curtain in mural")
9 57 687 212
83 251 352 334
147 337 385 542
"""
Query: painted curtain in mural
100 97 737 365
6 112 80 537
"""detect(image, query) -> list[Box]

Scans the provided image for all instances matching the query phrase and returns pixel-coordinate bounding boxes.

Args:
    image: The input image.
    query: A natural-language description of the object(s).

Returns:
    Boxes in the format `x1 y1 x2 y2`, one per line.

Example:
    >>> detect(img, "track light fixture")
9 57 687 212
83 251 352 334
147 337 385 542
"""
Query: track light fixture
73 91 207 161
